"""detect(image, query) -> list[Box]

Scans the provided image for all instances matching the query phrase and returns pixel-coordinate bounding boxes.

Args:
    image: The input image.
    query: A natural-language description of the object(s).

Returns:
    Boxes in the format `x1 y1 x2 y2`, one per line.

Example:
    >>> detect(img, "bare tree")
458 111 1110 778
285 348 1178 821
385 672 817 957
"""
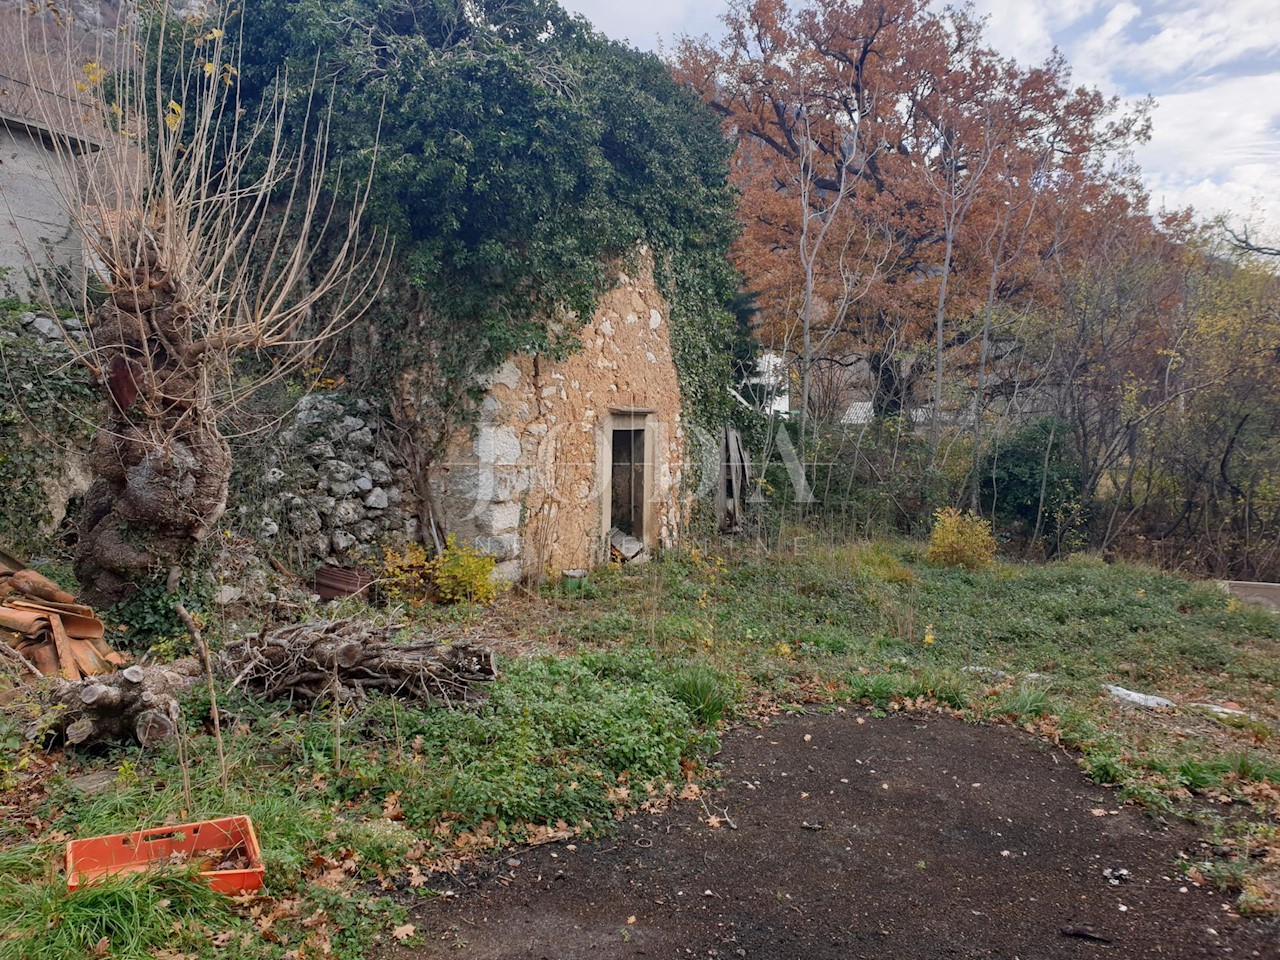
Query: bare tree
15 2 388 604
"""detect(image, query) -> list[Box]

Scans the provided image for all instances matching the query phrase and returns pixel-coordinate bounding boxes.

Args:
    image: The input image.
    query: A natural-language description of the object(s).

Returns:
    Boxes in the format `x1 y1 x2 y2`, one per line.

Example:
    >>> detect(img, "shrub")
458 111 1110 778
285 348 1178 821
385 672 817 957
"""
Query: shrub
980 417 1081 535
381 541 433 606
926 507 996 569
427 535 502 605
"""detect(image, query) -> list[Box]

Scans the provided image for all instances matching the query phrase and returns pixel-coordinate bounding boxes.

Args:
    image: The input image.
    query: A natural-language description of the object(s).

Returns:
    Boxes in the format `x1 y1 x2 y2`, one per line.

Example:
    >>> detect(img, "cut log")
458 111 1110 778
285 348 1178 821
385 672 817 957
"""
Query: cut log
24 659 202 747
220 619 496 706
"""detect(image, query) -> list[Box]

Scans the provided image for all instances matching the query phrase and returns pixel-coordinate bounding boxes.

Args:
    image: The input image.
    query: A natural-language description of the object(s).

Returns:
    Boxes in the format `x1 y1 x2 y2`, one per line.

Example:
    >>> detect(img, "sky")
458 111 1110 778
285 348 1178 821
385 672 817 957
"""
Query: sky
558 0 1280 239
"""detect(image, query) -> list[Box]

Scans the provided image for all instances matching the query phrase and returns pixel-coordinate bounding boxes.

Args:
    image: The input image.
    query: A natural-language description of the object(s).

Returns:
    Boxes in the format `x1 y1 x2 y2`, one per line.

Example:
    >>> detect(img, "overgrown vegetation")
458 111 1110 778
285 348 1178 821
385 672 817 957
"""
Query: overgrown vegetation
3 538 1276 958
232 0 740 447
0 300 95 551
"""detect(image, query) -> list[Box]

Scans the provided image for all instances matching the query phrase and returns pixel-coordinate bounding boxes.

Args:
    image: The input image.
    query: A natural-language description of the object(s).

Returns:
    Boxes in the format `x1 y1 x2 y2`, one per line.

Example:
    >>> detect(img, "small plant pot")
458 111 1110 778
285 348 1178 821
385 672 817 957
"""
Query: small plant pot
66 815 265 895
560 569 589 596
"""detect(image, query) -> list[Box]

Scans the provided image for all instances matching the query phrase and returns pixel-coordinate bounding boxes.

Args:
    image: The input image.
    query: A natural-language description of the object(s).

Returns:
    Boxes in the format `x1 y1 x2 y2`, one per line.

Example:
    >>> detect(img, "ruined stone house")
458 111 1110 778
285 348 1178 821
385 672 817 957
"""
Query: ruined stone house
430 248 692 581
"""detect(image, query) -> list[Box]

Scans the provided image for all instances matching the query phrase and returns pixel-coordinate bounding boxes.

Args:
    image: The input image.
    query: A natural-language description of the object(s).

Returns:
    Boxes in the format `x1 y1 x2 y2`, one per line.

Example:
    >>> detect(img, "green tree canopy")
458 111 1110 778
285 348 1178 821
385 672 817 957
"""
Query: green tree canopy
233 0 740 426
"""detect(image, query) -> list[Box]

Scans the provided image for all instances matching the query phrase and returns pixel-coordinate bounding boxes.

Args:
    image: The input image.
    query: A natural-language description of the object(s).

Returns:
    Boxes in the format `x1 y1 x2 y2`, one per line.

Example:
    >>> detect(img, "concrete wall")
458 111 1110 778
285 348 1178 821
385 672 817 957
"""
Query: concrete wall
0 119 83 300
433 248 689 580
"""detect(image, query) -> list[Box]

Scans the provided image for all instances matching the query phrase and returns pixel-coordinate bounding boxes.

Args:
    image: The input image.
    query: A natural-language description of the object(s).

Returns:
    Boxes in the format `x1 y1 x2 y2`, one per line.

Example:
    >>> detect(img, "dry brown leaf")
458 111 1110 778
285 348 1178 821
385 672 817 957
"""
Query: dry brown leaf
91 937 110 957
392 923 416 942
626 915 637 925
383 791 405 821
678 783 702 801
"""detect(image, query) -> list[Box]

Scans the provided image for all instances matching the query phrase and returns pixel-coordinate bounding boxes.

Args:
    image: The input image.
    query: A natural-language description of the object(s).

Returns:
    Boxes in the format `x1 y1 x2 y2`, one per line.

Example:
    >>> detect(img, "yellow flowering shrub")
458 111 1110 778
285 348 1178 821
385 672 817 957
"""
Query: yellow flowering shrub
381 541 433 606
926 507 996 569
426 535 501 605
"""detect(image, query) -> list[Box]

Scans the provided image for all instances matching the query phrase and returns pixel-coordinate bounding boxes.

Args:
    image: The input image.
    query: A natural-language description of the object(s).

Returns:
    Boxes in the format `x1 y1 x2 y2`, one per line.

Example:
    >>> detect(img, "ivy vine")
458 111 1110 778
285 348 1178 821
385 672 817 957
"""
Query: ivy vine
0 300 97 552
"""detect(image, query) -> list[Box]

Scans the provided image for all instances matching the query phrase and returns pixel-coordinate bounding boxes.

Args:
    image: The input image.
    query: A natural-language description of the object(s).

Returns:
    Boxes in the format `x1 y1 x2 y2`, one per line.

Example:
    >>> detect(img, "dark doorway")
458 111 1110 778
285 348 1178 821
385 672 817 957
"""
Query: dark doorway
610 428 645 537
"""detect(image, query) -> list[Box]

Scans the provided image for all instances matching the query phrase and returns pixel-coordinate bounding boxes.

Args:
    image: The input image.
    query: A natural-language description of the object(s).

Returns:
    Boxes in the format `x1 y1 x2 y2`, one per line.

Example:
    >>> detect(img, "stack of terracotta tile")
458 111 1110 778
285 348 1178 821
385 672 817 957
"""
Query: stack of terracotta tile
0 560 126 681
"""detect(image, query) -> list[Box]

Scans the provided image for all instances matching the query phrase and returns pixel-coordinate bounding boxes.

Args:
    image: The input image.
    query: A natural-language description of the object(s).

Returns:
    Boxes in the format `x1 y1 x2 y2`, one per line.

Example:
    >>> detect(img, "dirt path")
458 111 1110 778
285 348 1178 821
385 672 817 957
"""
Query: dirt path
386 712 1279 959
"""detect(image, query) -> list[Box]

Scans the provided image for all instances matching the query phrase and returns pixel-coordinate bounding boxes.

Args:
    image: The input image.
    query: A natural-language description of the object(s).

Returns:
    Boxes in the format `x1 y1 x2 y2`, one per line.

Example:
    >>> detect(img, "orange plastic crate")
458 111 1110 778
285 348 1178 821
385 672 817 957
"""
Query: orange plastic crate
65 815 264 894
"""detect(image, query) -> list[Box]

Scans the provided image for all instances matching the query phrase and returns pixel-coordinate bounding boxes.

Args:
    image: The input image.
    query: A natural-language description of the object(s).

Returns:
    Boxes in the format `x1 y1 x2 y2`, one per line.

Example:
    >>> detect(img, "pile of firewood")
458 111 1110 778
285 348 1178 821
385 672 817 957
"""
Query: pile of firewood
221 619 497 705
0 563 127 681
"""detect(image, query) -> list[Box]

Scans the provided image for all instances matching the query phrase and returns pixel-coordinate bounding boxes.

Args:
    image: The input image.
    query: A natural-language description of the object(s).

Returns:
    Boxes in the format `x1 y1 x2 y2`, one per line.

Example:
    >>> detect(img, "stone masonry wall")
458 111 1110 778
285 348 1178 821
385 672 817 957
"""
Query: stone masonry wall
432 249 688 580
242 394 415 569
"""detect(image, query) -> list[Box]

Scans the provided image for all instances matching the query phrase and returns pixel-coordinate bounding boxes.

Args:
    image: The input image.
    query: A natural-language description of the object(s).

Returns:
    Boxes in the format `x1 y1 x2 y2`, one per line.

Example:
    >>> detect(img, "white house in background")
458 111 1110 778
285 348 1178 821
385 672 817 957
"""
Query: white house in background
731 350 791 416
0 108 99 300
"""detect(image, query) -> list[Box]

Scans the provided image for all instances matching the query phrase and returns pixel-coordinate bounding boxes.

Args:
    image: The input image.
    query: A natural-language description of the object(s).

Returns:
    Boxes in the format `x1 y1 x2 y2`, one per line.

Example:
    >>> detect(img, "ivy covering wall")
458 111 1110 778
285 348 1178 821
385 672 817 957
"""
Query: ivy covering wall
0 300 96 551
232 0 740 434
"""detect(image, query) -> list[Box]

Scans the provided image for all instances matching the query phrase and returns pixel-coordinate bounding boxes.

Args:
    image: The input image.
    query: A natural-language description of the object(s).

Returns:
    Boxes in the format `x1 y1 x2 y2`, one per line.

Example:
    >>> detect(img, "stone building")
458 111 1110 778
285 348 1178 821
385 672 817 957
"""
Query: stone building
0 108 99 299
431 248 692 581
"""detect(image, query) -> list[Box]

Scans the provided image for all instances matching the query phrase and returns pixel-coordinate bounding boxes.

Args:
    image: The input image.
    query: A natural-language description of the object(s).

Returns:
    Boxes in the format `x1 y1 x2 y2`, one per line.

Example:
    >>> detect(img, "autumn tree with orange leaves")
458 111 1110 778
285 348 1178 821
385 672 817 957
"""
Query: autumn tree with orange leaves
675 0 1147 445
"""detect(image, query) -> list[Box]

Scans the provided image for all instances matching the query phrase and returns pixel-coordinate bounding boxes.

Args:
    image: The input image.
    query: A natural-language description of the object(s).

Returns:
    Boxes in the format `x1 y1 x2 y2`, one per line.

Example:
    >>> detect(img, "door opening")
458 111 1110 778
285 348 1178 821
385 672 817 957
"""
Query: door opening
610 428 645 538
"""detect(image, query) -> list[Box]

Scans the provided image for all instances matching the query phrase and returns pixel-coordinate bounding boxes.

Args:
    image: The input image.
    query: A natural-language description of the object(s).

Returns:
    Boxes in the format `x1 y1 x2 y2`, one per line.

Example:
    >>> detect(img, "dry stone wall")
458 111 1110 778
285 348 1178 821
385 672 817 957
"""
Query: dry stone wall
241 394 415 569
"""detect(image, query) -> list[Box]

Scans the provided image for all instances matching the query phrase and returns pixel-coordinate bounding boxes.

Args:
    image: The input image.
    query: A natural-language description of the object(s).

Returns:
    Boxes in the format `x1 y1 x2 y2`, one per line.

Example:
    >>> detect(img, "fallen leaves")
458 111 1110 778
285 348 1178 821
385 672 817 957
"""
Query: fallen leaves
391 923 416 942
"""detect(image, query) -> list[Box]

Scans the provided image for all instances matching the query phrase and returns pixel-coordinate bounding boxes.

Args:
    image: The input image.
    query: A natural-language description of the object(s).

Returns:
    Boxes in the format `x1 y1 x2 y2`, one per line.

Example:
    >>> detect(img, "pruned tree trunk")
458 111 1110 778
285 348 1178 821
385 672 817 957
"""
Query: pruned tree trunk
220 619 496 704
76 228 231 606
28 659 203 747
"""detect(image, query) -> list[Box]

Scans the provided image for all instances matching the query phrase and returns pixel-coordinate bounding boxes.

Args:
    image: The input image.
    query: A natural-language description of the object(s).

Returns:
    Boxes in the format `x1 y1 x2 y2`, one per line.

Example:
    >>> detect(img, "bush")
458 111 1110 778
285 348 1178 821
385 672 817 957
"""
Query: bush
926 507 996 569
381 541 433 606
427 535 502 605
980 418 1081 535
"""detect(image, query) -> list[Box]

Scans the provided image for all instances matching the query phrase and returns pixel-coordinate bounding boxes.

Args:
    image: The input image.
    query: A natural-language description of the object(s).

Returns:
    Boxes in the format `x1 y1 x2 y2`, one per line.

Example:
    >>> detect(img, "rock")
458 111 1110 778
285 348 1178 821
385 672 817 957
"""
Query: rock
961 666 1010 680
264 467 286 485
369 460 393 484
365 487 389 510
216 585 244 606
1104 684 1175 710
322 459 357 484
67 769 118 796
347 427 375 449
334 499 364 525
18 311 37 326
1188 703 1251 718
314 496 337 516
31 315 60 339
332 530 358 553
306 440 336 460
355 474 374 493
289 507 323 535
329 480 359 497
258 517 280 538
328 415 365 441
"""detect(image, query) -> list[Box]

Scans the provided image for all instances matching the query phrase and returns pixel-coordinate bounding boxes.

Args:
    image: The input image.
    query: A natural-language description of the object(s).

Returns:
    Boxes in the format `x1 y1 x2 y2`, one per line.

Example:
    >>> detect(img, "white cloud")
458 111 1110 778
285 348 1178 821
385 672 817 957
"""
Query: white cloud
557 0 721 49
1114 0 1280 85
1135 71 1280 226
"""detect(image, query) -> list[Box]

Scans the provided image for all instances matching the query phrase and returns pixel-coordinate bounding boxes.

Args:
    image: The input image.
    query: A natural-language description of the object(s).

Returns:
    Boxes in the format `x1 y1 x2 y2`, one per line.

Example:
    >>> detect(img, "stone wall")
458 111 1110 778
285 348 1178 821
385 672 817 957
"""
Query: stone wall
242 394 415 569
0 306 93 546
432 249 689 580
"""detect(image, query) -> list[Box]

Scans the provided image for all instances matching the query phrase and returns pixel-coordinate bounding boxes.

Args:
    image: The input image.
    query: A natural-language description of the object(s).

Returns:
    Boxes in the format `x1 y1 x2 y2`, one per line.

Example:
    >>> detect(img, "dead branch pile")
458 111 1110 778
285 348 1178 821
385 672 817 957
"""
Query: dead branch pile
28 659 202 747
220 619 496 705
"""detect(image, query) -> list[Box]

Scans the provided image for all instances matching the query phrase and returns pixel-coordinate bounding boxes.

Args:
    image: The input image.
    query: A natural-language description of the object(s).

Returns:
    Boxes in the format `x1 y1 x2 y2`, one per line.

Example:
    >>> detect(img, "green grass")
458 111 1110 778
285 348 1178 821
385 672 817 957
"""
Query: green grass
0 869 231 960
3 536 1279 956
